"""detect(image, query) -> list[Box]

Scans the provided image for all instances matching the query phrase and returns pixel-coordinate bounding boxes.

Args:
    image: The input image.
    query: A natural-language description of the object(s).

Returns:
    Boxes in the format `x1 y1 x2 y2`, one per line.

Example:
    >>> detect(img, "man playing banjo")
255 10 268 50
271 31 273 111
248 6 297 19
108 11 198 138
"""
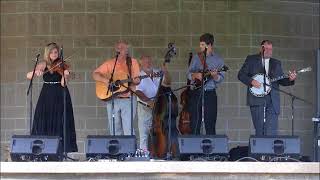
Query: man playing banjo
238 40 297 136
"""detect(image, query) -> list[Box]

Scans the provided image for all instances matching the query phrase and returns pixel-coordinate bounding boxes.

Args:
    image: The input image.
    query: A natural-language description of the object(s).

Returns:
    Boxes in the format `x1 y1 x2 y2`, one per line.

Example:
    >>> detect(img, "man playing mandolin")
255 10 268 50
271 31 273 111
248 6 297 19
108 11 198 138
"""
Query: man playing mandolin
92 40 140 135
187 33 225 135
238 40 297 136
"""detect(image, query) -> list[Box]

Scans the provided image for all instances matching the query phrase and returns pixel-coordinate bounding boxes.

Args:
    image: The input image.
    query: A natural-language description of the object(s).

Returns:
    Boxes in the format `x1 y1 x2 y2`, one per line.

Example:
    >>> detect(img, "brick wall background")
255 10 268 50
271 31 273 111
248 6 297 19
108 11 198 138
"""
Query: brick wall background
1 0 319 160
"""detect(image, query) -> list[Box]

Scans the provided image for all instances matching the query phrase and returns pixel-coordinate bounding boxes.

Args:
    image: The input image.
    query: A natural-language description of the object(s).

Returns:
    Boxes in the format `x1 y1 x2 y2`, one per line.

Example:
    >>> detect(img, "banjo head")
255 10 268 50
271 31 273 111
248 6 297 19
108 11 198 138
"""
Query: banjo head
249 73 271 97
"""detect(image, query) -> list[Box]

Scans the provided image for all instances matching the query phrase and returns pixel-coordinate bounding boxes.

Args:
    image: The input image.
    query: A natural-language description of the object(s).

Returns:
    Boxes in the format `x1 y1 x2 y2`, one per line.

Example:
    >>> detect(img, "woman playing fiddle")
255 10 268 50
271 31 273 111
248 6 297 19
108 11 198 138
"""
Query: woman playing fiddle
26 42 78 154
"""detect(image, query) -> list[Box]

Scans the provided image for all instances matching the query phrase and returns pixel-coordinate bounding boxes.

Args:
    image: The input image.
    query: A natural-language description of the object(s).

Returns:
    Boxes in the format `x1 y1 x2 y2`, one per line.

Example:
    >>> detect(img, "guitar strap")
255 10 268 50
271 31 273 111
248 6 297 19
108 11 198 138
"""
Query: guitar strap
197 52 207 69
126 56 132 86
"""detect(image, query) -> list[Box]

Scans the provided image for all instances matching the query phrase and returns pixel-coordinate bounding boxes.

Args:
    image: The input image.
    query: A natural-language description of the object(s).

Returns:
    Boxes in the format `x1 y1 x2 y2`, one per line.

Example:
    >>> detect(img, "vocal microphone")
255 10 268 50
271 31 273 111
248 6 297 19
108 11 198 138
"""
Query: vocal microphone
36 53 40 58
115 51 120 59
204 45 208 55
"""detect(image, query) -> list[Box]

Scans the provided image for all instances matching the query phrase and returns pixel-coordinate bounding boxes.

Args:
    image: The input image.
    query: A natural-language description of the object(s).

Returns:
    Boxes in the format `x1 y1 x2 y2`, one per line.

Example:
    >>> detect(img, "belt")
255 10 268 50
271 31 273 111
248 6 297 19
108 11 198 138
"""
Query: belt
192 88 216 92
204 89 216 92
44 81 60 84
118 96 130 99
138 101 151 108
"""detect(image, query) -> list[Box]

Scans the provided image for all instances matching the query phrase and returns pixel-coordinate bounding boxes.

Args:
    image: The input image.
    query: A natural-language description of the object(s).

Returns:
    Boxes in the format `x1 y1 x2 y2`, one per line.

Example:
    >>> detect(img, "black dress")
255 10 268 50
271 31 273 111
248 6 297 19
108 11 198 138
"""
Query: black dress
31 70 78 153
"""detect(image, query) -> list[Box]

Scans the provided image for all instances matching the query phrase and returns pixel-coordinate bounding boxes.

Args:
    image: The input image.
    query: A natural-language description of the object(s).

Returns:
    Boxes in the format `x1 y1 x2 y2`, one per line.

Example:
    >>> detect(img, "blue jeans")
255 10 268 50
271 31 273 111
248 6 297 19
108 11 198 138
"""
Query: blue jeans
106 96 137 135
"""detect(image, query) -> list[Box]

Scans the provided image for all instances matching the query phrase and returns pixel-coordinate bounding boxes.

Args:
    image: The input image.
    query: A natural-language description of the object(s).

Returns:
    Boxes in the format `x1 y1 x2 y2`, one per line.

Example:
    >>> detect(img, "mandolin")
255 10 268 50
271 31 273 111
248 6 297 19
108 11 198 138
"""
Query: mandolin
193 65 229 88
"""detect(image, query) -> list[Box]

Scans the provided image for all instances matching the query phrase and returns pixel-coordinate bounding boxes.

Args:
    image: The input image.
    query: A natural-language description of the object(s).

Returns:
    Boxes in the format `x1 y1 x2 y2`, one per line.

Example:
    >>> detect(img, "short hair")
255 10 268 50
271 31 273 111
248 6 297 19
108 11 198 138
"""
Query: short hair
260 40 272 46
200 33 214 45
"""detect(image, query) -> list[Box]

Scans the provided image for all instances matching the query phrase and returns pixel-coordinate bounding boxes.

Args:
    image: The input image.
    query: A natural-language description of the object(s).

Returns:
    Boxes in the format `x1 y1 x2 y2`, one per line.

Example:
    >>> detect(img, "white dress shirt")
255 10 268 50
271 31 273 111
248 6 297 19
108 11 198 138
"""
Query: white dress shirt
263 58 270 75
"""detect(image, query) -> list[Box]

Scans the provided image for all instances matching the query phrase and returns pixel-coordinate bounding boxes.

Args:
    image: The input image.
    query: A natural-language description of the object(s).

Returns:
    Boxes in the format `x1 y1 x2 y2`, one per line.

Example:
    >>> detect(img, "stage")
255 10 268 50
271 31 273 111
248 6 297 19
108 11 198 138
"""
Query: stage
1 161 319 179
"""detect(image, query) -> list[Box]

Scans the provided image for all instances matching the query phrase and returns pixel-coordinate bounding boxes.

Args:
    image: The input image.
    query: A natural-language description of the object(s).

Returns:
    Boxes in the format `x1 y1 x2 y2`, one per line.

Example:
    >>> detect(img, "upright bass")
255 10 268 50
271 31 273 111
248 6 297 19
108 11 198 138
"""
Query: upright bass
178 52 193 134
149 43 178 159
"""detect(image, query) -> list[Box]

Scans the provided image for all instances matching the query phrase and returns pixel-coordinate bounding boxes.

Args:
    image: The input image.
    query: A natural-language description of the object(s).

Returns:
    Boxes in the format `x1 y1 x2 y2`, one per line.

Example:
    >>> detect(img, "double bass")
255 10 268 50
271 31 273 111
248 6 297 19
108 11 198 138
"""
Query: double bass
149 43 178 159
178 52 193 134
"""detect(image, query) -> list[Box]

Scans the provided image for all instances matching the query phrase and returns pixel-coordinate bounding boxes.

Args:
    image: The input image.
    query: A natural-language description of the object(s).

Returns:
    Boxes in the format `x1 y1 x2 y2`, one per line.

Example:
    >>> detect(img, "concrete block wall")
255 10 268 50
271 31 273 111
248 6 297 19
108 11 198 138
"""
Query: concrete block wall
1 0 319 160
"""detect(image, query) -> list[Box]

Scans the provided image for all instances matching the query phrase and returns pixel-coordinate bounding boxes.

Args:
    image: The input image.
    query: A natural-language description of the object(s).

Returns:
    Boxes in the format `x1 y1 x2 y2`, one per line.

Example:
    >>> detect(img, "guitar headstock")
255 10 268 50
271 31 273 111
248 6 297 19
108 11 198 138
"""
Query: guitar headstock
298 66 312 73
164 43 176 63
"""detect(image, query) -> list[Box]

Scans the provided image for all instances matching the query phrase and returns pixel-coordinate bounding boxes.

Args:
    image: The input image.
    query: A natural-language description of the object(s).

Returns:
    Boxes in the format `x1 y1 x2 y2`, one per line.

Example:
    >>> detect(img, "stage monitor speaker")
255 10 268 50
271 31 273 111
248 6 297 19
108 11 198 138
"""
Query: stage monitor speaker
249 135 301 161
86 135 136 160
178 135 229 160
10 135 62 161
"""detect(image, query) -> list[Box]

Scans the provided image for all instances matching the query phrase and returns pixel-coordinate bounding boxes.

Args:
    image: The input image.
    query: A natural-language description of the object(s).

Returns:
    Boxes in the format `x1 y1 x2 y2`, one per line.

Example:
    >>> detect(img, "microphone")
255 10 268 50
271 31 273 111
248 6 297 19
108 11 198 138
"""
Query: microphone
115 51 120 59
36 53 40 58
203 45 208 56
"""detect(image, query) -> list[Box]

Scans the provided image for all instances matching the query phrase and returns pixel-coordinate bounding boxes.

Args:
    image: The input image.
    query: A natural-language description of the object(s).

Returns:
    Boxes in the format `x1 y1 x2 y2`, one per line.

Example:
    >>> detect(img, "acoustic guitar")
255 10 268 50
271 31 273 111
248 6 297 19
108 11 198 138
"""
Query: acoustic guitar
96 72 163 101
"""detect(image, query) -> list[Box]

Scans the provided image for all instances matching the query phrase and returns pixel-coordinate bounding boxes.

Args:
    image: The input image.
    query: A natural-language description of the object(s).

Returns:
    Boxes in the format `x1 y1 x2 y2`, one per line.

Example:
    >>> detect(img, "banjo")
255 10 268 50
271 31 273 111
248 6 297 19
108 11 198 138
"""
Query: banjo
249 67 311 97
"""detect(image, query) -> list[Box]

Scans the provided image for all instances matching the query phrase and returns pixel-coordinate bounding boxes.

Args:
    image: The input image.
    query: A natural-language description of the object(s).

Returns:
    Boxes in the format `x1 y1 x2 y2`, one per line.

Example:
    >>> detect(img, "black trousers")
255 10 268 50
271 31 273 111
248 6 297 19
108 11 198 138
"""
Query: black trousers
188 89 217 135
250 94 278 136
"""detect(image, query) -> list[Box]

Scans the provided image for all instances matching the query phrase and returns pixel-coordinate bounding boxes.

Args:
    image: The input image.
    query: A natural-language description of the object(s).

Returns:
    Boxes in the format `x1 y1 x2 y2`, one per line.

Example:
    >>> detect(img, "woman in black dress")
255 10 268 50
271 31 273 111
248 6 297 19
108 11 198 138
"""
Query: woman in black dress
26 42 78 153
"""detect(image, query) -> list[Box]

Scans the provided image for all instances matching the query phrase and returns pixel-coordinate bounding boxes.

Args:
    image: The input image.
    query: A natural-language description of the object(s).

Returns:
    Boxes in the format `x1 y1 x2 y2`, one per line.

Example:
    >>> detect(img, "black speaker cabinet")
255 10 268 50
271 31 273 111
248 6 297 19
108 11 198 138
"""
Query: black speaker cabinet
178 135 228 160
86 135 136 160
10 135 62 161
249 135 301 161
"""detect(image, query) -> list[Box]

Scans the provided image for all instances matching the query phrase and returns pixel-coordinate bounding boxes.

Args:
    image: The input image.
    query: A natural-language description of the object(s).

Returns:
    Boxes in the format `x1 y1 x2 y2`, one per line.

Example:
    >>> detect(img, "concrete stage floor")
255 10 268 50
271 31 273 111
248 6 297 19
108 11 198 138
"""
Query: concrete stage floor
1 161 319 179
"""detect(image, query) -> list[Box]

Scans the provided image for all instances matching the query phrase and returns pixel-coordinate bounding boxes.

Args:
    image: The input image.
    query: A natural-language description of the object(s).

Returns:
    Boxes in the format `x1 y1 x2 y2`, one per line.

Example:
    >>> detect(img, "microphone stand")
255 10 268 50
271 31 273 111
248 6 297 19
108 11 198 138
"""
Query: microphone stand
126 56 134 136
263 82 313 136
59 46 77 161
108 52 119 136
26 54 40 134
200 48 207 135
60 46 68 161
262 50 267 136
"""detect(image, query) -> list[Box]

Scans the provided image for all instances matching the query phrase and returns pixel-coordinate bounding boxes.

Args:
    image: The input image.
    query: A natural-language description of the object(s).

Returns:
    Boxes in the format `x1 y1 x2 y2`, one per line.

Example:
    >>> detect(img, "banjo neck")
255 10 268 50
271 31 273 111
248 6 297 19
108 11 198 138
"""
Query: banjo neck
270 66 311 83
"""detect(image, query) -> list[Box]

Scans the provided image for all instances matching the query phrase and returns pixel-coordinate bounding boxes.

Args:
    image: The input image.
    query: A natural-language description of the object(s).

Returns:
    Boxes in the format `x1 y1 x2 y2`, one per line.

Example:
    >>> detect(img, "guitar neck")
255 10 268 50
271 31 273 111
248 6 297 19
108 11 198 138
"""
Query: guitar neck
116 74 159 84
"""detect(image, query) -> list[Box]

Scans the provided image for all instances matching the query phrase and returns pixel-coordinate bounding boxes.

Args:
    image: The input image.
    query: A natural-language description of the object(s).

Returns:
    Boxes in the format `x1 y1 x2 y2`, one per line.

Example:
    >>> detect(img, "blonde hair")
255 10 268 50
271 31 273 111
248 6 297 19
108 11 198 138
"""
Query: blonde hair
44 42 60 66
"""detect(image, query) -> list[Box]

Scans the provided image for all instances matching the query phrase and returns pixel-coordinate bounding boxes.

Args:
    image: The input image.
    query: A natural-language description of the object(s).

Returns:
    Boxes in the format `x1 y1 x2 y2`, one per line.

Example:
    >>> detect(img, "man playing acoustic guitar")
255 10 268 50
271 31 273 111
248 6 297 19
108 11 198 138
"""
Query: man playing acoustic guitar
93 40 140 135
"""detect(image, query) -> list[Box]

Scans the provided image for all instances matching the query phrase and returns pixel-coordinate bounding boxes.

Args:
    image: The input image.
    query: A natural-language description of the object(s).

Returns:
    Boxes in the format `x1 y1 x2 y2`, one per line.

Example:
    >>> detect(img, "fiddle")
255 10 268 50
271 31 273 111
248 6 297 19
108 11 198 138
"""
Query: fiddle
46 58 70 76
42 50 78 76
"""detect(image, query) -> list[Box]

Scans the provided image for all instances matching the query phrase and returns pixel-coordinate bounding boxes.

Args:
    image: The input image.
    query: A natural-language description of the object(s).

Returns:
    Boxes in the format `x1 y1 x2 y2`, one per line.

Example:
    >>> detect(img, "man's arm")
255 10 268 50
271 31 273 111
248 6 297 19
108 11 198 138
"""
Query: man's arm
238 56 254 87
131 59 141 85
92 61 110 84
188 55 202 81
277 62 295 86
92 71 109 84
